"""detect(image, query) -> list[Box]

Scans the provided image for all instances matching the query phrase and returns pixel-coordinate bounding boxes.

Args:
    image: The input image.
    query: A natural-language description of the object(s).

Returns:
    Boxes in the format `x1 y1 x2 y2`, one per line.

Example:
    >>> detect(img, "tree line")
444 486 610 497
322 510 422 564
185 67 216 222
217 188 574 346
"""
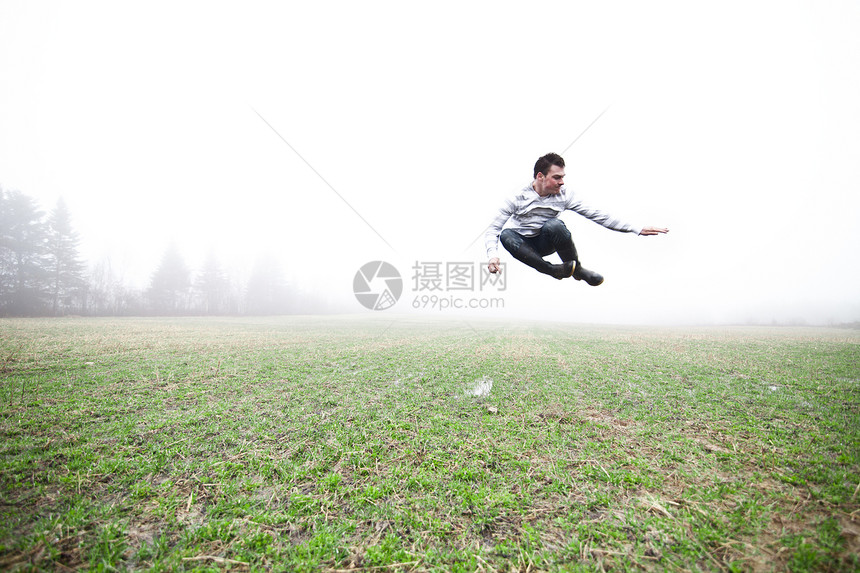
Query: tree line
1 187 331 317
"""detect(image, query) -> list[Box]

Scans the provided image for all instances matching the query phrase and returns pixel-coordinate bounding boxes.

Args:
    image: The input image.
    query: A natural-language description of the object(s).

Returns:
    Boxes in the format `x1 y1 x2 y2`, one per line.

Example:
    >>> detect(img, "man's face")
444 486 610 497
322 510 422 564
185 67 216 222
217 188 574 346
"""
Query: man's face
536 165 565 196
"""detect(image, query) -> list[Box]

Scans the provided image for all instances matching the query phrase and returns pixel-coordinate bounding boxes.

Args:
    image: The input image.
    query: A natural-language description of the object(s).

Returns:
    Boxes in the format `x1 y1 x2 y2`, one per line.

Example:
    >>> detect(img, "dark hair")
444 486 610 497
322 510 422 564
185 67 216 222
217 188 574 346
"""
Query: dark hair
533 153 565 178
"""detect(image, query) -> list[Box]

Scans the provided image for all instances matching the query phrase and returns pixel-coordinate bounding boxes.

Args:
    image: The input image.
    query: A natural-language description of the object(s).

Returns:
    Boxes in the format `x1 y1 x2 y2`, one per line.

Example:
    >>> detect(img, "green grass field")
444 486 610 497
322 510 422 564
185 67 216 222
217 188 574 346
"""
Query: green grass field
1 316 858 572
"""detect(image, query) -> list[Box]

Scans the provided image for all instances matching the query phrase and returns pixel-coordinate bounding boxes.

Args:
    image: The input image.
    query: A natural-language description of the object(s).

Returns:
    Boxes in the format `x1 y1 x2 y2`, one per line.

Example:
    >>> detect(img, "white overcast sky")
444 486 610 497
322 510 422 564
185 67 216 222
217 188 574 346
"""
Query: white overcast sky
1 0 859 324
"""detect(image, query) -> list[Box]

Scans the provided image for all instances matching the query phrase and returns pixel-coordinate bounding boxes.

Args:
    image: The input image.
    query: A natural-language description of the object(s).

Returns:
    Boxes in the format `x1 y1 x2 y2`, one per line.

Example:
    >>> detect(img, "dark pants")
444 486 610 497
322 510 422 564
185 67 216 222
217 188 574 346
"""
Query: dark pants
500 218 578 276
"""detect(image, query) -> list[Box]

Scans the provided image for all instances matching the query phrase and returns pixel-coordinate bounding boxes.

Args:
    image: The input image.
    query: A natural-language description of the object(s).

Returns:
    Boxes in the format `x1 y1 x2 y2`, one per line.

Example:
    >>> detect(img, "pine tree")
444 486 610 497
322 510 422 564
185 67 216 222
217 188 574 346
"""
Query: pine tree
46 198 86 315
148 244 190 315
194 252 231 315
0 188 49 315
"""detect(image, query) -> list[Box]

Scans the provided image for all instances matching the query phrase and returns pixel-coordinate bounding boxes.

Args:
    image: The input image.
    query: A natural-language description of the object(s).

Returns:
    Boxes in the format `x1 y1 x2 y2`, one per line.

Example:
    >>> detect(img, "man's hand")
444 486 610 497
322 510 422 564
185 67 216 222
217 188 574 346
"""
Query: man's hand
639 226 669 236
487 257 501 274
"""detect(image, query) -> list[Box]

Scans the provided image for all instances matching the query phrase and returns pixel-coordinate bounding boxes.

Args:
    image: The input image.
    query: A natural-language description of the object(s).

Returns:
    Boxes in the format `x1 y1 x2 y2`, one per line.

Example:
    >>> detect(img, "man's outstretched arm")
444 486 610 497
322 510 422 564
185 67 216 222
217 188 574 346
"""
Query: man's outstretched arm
639 227 669 236
484 196 518 274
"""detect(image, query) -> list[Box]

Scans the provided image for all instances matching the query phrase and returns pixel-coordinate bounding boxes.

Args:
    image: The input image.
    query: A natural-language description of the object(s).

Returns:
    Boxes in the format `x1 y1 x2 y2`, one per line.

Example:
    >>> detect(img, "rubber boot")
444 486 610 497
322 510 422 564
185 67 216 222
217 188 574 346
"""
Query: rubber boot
572 264 604 286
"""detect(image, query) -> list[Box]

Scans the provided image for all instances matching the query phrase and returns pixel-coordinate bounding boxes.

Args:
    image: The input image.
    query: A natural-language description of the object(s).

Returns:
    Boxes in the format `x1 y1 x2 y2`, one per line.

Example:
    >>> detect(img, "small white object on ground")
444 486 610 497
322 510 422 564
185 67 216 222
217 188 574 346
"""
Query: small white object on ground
466 376 493 398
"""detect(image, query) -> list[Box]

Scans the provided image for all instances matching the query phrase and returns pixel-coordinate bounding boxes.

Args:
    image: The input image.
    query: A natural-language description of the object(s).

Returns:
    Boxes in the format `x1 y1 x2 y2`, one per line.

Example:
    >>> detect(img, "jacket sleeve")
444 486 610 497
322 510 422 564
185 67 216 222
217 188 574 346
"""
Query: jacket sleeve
567 197 642 235
484 195 516 259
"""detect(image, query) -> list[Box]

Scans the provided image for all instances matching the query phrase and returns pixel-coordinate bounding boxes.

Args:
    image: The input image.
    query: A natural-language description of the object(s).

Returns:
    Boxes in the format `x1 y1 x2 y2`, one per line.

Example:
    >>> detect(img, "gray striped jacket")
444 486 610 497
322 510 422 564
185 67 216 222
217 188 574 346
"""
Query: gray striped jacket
485 184 642 259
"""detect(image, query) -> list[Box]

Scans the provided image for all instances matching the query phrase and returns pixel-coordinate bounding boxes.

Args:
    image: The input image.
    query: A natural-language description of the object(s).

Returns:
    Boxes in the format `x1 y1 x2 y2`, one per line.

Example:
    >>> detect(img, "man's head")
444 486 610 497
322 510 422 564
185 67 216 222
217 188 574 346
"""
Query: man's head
533 152 566 196
533 152 565 179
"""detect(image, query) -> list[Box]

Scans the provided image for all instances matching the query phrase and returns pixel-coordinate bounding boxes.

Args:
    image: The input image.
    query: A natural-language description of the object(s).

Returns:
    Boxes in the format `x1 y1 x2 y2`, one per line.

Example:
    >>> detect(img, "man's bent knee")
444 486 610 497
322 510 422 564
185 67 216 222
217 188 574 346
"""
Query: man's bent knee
541 218 570 238
500 229 523 253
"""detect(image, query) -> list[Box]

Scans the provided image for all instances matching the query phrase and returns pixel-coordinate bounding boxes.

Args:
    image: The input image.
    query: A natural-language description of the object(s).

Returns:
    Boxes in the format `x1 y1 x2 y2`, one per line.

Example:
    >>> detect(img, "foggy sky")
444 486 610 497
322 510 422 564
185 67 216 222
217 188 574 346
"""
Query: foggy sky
1 1 858 325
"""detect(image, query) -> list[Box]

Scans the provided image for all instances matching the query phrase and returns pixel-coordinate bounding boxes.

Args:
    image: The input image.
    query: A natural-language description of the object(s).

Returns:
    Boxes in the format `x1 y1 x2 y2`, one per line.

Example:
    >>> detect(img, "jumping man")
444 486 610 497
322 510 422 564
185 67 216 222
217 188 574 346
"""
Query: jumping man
485 152 668 285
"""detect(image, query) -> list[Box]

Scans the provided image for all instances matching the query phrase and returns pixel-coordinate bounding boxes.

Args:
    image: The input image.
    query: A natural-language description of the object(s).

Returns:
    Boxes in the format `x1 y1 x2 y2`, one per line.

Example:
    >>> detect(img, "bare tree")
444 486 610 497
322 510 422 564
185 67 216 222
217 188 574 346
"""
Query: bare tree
245 254 292 315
